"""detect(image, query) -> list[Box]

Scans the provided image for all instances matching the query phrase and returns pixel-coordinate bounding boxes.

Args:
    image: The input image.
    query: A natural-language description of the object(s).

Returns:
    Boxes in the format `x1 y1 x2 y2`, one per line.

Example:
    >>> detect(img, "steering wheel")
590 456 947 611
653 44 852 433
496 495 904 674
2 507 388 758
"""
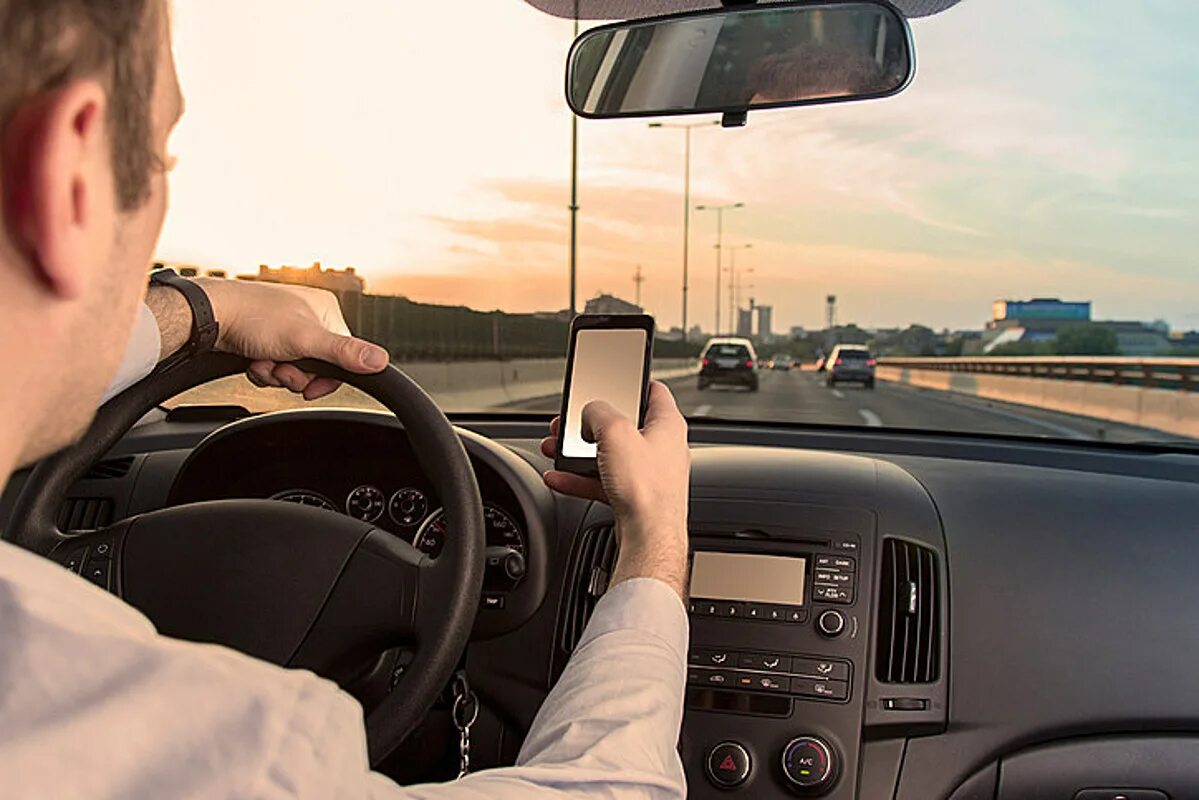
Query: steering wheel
5 352 486 765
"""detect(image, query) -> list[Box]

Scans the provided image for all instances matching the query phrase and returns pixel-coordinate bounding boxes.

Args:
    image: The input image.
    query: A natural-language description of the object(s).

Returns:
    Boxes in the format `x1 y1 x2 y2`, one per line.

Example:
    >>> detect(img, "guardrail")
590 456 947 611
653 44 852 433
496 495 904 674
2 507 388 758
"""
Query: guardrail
878 357 1198 392
876 357 1199 438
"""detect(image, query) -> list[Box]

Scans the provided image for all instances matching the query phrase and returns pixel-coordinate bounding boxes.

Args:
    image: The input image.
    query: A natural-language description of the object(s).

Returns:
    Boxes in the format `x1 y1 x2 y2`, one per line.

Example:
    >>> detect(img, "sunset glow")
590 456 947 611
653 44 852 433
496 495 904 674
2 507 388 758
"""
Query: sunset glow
158 0 1199 333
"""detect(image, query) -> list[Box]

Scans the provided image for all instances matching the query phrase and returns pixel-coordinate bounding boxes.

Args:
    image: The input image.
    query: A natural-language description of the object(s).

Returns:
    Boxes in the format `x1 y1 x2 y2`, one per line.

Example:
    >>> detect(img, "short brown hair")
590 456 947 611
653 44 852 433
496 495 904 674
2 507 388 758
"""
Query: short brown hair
748 46 884 103
0 0 161 210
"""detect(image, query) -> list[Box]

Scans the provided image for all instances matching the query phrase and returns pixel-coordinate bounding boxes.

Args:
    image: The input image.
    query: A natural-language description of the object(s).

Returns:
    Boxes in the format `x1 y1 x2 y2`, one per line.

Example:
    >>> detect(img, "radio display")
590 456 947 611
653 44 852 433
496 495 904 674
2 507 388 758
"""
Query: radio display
689 552 807 605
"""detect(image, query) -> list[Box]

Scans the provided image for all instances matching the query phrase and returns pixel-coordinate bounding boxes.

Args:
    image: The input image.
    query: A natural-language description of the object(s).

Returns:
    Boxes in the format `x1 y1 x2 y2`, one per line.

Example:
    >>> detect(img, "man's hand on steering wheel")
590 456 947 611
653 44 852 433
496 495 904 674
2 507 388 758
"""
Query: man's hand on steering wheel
152 278 390 399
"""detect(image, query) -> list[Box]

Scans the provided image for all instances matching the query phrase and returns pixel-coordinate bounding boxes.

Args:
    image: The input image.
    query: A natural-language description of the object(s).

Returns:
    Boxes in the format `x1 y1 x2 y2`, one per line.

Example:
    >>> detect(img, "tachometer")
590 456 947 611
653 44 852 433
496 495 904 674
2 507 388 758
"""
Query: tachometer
346 485 386 522
389 488 428 527
270 490 337 512
413 503 525 559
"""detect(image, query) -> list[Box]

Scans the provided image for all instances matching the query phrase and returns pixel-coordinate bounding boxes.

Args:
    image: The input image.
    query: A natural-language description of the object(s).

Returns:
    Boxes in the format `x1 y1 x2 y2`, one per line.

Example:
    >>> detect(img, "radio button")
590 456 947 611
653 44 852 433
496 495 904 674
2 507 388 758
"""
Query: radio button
792 658 850 681
814 585 854 603
739 653 787 671
765 606 789 622
786 607 807 623
815 570 853 585
791 678 849 701
816 555 855 571
719 602 744 618
744 603 768 620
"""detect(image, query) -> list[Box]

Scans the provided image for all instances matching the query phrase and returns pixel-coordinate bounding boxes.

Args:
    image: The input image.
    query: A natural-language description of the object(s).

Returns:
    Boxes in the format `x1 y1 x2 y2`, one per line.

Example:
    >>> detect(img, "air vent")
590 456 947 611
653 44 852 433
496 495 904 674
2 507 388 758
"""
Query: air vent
876 537 940 684
57 498 115 532
83 456 135 480
558 525 619 655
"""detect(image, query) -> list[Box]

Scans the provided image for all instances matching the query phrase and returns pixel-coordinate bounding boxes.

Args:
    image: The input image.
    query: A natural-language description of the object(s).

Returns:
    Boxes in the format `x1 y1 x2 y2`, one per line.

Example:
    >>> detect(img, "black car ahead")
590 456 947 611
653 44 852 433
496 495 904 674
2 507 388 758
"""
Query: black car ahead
698 338 759 392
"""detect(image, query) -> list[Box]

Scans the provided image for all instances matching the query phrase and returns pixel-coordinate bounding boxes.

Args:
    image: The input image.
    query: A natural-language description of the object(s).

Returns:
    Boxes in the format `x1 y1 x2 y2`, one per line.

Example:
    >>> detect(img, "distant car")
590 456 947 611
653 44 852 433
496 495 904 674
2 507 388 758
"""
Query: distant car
769 354 793 371
699 337 759 392
826 344 876 388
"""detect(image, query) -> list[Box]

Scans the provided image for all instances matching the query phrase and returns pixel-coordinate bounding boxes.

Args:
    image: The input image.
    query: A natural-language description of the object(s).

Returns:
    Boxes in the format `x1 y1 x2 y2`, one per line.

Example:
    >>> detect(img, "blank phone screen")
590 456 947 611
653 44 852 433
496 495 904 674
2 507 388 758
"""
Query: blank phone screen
562 328 648 458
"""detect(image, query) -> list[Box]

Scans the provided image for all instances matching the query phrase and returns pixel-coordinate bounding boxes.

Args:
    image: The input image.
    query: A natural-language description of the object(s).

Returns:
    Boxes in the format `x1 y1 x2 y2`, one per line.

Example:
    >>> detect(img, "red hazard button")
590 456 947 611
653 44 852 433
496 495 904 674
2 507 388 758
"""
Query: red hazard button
705 741 751 788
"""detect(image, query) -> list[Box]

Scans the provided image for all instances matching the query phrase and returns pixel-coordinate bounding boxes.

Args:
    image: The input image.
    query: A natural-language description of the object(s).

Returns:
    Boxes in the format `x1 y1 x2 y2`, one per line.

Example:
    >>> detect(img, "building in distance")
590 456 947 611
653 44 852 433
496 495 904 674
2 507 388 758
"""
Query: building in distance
584 293 644 315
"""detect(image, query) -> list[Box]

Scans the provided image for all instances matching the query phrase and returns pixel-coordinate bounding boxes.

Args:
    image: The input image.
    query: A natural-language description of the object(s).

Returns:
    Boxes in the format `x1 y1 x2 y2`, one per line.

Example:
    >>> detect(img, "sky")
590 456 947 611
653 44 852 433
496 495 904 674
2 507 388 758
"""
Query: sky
157 0 1199 333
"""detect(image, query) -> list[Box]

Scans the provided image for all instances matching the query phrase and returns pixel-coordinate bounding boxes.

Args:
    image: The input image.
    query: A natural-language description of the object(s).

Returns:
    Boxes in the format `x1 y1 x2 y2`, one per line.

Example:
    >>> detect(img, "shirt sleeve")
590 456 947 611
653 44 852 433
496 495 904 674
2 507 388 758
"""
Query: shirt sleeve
101 302 161 404
382 577 689 800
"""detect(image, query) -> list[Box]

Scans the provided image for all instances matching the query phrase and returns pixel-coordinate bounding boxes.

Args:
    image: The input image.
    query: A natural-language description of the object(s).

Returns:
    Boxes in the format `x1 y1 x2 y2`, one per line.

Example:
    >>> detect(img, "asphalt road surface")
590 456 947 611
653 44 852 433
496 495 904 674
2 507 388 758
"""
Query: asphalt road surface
510 368 1189 445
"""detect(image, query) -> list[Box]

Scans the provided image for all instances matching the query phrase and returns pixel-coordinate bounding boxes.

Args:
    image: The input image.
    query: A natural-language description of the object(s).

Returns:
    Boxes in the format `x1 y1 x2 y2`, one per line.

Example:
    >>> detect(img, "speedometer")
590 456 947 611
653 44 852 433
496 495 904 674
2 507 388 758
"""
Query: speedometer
413 503 525 559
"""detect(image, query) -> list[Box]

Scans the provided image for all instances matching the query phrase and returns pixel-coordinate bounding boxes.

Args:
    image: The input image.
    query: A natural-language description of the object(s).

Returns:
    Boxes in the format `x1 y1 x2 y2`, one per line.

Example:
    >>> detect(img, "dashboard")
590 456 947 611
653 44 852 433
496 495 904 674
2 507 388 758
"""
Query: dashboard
4 408 1199 798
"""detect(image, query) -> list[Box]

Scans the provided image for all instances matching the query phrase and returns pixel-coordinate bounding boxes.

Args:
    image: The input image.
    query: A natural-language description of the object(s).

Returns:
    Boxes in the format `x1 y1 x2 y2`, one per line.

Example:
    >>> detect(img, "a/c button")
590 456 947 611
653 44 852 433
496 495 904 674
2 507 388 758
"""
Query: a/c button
705 741 751 788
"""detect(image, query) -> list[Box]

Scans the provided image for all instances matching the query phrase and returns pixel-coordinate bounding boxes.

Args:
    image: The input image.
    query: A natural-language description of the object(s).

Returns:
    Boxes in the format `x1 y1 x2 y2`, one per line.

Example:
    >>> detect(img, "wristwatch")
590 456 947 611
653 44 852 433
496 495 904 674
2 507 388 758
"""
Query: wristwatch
148 268 220 371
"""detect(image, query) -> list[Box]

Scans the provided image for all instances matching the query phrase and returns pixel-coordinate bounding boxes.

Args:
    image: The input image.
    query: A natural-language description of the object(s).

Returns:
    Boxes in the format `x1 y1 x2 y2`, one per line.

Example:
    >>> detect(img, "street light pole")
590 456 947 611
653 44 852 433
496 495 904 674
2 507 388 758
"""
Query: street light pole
726 244 753 334
568 10 580 318
649 120 718 339
696 202 744 335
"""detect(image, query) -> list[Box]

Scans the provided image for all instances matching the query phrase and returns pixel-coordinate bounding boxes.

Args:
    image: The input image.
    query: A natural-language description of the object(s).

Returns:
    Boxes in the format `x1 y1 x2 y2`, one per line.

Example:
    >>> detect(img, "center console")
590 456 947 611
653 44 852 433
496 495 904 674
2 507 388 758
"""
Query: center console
681 501 875 799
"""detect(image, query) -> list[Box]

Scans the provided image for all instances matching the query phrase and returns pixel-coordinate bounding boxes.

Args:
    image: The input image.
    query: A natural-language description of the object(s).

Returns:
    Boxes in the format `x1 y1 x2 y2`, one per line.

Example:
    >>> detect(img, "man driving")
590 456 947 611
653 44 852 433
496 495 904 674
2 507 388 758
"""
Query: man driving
0 1 691 798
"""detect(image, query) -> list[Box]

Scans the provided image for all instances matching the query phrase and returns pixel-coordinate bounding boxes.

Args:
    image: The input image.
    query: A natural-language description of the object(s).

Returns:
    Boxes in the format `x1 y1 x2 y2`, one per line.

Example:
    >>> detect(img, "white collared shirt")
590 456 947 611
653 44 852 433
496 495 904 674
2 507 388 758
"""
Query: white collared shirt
0 539 688 799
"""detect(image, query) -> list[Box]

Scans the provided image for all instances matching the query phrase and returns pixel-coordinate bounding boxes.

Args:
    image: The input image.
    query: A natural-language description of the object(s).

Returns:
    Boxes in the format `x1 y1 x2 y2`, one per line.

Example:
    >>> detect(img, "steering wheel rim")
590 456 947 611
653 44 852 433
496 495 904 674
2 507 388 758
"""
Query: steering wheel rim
5 351 486 765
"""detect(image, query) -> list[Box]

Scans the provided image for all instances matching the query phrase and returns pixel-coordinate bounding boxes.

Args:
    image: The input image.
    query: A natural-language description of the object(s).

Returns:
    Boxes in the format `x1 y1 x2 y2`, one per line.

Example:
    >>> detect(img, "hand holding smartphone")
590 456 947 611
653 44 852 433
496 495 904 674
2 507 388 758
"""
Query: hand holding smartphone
554 314 655 476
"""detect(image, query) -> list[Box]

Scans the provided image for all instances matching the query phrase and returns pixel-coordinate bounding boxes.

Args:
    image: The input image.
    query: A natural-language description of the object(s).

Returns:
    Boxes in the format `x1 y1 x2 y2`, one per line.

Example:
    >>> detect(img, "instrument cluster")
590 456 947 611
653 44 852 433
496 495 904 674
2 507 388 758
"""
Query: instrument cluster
270 484 526 566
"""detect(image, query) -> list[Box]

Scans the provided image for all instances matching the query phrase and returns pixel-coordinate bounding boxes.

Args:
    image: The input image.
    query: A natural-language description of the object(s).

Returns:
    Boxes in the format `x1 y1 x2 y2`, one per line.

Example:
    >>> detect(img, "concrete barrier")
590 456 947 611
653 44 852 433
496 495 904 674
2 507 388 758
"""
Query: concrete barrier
877 366 1197 439
172 358 699 413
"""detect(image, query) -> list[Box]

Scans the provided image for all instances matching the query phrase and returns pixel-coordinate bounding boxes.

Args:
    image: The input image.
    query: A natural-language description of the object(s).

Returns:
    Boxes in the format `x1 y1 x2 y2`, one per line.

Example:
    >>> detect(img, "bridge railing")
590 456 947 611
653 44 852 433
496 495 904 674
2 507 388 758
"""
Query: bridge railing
878 357 1199 392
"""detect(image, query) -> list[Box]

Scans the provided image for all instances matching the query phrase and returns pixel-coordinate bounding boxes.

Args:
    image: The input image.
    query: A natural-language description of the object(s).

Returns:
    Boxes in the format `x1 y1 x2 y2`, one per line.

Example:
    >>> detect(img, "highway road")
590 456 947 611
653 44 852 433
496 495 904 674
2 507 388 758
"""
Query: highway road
510 367 1188 445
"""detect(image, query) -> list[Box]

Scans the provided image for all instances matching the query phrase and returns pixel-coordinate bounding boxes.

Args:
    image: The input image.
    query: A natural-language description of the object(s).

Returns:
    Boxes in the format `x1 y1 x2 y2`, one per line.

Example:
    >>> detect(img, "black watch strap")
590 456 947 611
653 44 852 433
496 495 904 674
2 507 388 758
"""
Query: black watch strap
148 268 220 371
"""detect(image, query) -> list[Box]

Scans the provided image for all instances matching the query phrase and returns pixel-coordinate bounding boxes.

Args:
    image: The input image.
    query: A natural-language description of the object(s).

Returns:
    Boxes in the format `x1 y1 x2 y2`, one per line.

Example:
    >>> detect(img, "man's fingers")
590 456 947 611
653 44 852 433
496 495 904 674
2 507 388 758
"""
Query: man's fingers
247 361 284 388
272 363 316 394
298 327 389 374
303 377 342 401
549 416 561 438
540 436 557 459
542 470 608 503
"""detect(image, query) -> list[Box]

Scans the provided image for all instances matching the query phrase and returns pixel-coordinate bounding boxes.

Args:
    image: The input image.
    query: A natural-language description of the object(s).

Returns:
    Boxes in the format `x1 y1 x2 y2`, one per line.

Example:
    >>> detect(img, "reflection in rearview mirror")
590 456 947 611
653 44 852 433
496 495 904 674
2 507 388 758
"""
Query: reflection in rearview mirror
567 1 913 120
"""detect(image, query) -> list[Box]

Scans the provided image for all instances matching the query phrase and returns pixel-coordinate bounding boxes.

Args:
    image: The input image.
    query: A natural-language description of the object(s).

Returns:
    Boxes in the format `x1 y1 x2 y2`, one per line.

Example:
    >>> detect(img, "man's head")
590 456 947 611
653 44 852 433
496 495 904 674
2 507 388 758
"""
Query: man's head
747 46 885 105
0 0 182 466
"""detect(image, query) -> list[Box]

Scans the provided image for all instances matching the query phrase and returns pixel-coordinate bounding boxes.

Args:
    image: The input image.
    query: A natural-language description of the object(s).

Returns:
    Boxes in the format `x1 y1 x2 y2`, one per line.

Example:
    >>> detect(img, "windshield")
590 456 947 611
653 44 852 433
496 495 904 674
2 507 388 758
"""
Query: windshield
161 0 1198 446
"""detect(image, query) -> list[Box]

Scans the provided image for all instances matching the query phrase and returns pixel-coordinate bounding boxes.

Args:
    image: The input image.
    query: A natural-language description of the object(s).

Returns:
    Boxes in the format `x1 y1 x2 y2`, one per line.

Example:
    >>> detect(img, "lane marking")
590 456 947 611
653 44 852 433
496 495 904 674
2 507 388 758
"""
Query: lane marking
692 404 712 417
831 389 845 399
858 409 883 427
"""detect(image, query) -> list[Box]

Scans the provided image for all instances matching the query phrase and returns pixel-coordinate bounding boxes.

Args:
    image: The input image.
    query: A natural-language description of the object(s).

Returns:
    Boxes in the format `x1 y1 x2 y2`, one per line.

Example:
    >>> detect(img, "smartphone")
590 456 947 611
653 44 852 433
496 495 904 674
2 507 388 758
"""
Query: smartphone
555 314 655 476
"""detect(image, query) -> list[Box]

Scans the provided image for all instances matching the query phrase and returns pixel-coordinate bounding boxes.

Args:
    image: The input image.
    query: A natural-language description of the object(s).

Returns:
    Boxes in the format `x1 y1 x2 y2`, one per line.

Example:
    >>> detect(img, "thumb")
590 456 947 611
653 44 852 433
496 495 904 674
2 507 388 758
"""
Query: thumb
302 328 389 374
581 399 633 445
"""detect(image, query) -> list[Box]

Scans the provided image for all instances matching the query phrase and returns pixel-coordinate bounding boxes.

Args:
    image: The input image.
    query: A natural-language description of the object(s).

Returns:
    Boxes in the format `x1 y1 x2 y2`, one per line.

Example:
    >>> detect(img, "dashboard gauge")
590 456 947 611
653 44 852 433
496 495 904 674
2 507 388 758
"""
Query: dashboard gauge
346 485 386 522
389 488 429 527
413 503 526 559
270 490 338 512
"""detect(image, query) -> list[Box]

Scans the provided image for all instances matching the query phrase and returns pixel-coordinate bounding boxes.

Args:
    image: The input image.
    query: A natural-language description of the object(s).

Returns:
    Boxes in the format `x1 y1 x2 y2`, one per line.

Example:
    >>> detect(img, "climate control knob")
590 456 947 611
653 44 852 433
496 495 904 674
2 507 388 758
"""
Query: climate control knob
781 736 837 794
816 609 846 638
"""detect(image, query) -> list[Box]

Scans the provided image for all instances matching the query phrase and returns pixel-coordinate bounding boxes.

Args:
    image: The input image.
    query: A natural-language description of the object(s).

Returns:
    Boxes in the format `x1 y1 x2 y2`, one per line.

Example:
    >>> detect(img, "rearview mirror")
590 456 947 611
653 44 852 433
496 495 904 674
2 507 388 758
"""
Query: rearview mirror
567 1 914 120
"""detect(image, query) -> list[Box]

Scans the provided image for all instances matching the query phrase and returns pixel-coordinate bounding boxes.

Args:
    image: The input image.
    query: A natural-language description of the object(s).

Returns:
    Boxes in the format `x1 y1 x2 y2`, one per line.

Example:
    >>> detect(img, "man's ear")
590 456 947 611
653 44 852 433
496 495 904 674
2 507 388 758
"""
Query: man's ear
2 80 111 301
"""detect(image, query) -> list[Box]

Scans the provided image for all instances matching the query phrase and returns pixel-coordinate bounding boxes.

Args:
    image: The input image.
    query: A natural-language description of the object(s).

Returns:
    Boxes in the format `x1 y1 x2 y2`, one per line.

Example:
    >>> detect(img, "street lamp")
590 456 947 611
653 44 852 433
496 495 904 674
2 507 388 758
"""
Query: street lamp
649 120 719 340
726 244 753 333
695 202 744 335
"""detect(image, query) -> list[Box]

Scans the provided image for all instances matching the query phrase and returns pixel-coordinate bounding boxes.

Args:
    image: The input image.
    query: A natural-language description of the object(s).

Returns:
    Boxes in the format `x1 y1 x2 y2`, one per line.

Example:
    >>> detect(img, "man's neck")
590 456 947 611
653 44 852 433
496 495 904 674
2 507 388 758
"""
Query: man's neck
0 335 39 492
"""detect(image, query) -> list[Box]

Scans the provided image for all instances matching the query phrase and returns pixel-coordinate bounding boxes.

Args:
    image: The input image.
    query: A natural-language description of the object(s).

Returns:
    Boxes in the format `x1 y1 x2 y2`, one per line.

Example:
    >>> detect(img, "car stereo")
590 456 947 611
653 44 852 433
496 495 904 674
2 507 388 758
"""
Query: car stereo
684 533 865 797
